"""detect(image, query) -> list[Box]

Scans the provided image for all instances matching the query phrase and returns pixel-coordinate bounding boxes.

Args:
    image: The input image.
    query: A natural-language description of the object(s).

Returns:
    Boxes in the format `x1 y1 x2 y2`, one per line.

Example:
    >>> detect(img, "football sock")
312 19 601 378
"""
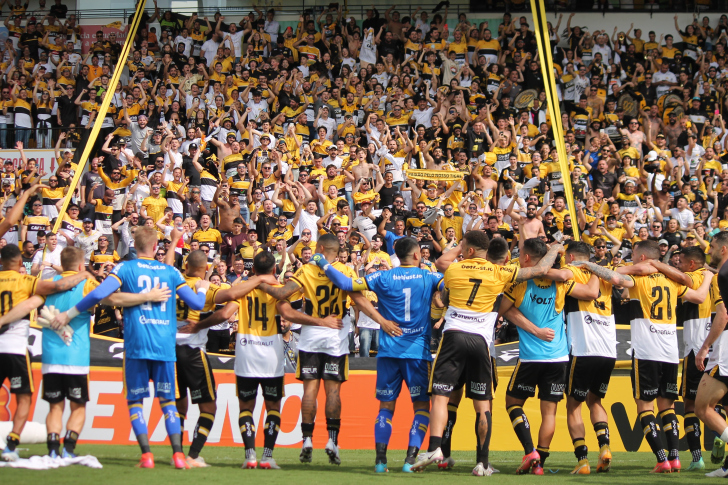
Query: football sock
537 446 550 467
179 412 185 436
301 422 315 439
239 411 256 451
160 399 182 454
441 403 458 458
188 412 214 459
409 410 430 450
640 410 667 462
427 435 443 453
573 438 588 462
128 400 151 454
684 413 702 462
374 409 393 463
263 410 281 458
594 421 610 449
326 418 341 445
659 409 680 461
475 411 492 466
507 406 534 454
63 430 78 455
6 432 19 452
47 432 61 455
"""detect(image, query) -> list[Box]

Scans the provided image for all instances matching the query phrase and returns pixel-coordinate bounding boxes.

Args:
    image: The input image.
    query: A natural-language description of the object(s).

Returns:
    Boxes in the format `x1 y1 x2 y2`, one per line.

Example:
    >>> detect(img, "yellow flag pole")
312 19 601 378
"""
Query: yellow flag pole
50 0 147 237
530 0 580 241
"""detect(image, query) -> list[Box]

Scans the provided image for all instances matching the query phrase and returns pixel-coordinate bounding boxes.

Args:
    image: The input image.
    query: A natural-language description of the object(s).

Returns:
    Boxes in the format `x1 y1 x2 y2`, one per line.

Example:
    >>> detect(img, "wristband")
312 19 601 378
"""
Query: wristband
198 286 208 294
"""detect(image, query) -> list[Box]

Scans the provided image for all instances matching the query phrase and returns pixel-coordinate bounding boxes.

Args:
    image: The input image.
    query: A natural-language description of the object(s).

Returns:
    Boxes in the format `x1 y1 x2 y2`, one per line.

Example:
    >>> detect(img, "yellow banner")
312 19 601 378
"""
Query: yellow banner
405 169 465 181
452 373 699 452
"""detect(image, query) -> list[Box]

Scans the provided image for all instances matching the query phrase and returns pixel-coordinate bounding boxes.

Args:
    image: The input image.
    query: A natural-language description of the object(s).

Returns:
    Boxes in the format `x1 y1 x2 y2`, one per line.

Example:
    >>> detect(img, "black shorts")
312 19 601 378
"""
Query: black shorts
631 358 679 401
236 376 285 402
707 365 728 388
42 373 89 404
111 210 123 225
296 351 349 382
506 360 568 402
429 331 494 401
0 352 34 394
176 345 217 404
567 355 616 402
681 350 707 401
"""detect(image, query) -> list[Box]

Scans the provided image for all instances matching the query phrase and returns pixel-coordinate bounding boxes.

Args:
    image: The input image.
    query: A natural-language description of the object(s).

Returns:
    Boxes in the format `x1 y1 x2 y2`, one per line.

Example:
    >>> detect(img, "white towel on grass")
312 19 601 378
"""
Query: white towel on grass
0 455 102 469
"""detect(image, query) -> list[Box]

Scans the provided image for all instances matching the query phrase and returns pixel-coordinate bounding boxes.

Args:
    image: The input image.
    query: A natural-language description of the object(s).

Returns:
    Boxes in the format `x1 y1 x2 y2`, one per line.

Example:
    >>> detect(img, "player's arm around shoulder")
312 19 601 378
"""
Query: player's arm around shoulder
683 269 712 304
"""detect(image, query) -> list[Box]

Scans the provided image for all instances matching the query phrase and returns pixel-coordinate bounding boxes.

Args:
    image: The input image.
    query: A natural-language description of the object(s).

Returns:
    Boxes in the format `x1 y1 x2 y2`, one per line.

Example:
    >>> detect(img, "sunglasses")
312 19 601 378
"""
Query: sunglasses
595 245 606 249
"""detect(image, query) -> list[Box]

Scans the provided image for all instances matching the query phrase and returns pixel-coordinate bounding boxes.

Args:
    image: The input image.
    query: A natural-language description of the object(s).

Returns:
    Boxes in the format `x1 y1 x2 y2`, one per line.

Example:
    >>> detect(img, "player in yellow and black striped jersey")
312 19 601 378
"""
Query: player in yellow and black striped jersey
590 240 711 471
253 234 390 462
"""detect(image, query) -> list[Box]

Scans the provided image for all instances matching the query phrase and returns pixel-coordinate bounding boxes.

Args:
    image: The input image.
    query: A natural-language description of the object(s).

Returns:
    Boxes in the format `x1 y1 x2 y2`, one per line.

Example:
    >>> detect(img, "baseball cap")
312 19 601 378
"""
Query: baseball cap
63 149 73 155
189 143 198 150
361 199 373 206
656 133 665 139
646 151 658 162
625 180 636 186
427 183 438 189
227 132 237 139
453 124 462 129
658 239 669 246
3 159 12 165
83 218 93 223
327 145 338 150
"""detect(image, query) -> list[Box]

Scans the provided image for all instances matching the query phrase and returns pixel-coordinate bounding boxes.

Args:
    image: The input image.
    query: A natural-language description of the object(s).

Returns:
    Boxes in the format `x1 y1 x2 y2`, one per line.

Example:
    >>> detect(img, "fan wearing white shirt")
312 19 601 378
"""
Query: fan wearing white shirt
216 17 245 59
161 131 183 183
669 196 695 236
409 87 436 129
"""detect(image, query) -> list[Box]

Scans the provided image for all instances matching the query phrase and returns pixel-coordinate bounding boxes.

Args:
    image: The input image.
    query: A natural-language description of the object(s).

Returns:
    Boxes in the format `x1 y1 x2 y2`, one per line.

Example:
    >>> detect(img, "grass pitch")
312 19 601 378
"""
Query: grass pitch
2 445 727 483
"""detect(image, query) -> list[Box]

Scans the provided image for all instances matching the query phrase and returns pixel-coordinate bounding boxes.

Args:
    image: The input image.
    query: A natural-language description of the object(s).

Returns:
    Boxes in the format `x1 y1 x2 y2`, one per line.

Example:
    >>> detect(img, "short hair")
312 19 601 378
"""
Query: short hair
681 246 706 266
253 251 276 275
487 237 509 263
463 231 490 251
522 238 548 260
1 244 21 264
317 233 340 253
134 226 159 253
233 217 244 225
634 239 661 260
60 247 85 271
187 249 208 269
394 237 419 260
336 200 348 210
566 241 591 260
713 231 728 250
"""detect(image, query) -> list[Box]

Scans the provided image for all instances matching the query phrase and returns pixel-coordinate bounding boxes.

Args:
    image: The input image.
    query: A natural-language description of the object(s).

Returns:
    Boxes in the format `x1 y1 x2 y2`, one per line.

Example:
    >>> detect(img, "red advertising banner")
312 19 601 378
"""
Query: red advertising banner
78 25 128 55
1 367 422 450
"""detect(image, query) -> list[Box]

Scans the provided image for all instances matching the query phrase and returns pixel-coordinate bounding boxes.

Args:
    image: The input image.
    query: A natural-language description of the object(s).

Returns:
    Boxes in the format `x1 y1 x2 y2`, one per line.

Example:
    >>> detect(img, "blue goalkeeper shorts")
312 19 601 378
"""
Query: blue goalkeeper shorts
123 357 177 401
375 357 430 402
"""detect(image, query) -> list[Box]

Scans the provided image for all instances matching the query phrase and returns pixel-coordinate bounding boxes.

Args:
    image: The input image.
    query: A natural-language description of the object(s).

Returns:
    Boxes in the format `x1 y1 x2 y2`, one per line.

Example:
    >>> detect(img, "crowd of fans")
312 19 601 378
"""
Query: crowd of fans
0 1 728 351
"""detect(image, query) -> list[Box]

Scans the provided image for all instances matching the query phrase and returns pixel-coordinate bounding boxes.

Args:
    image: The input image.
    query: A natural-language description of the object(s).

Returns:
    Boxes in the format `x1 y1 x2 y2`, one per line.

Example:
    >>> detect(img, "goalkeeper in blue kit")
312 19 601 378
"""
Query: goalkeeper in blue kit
313 237 444 473
51 227 209 469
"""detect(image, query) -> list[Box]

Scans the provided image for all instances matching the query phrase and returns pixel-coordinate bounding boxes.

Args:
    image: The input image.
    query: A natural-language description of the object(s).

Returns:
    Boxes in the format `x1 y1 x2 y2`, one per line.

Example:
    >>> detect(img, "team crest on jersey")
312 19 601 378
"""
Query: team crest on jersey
355 278 364 285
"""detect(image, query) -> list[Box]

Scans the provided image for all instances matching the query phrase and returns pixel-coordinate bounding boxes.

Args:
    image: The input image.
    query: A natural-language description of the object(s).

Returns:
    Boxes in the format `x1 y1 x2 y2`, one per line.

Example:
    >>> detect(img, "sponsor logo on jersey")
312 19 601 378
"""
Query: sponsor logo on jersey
649 325 676 336
572 388 588 397
643 388 659 396
69 387 82 399
240 389 256 398
470 382 488 394
376 388 394 396
129 386 148 396
264 386 279 396
529 294 554 305
516 383 535 393
301 367 317 375
324 363 339 374
139 316 170 325
666 383 678 393
190 389 202 399
584 315 611 327
599 383 609 394
10 376 21 389
409 386 422 396
45 390 62 398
